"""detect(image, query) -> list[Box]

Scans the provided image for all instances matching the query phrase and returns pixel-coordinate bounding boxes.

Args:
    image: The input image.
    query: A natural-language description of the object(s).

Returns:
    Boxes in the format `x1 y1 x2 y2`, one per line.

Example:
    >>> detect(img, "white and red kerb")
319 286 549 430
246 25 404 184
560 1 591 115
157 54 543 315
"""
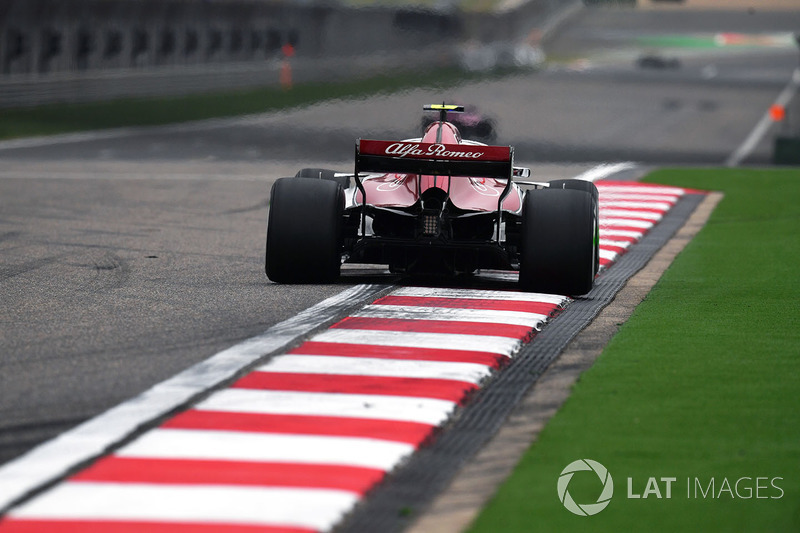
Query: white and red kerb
0 181 701 533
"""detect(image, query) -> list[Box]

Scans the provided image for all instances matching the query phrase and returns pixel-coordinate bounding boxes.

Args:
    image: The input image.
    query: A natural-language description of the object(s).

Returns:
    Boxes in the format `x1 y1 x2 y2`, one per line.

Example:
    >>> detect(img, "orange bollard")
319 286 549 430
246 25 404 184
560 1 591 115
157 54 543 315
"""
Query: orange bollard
769 104 786 122
280 43 295 90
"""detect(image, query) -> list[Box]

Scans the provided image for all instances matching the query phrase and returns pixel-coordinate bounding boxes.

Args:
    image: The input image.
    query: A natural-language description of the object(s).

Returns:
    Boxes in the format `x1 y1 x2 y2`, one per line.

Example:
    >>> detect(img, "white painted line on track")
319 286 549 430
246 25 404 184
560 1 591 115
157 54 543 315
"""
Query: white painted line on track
0 108 291 152
598 193 680 202
600 228 647 239
601 209 664 220
599 249 620 261
599 239 633 249
117 429 415 471
195 389 456 426
260 355 492 383
600 200 674 210
352 305 548 328
391 286 568 305
601 218 655 229
726 68 800 167
10 482 359 531
0 283 388 512
312 329 521 356
573 162 638 182
597 184 686 196
0 129 143 151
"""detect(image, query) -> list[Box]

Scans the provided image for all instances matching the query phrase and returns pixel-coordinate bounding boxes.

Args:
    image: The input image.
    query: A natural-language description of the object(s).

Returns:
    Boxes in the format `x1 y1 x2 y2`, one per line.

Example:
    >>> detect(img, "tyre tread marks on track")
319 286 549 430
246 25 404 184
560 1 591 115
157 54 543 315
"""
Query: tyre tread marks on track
0 181 696 532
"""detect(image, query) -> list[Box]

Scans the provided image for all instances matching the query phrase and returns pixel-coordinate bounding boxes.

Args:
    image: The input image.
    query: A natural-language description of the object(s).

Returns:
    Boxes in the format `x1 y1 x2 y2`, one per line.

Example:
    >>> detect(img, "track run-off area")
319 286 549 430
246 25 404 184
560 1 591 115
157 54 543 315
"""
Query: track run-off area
1 3 798 531
0 179 704 532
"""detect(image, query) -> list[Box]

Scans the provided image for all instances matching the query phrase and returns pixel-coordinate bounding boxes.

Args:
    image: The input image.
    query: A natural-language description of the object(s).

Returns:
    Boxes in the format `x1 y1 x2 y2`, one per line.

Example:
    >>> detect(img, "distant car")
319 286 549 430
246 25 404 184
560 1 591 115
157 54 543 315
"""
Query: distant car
636 53 681 69
265 104 599 295
420 104 497 143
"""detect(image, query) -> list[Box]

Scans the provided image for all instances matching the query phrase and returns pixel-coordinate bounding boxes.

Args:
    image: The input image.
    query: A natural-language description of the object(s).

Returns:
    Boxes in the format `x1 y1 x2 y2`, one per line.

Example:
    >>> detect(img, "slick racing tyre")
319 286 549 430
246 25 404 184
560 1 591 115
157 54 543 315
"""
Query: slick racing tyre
548 178 599 203
295 168 351 189
548 179 600 275
519 187 596 296
266 177 343 283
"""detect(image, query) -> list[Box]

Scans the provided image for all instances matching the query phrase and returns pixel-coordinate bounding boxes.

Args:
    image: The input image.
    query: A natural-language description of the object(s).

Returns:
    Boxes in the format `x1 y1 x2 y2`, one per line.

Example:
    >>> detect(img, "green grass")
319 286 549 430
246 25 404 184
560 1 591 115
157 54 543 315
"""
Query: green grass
469 168 800 532
0 67 497 141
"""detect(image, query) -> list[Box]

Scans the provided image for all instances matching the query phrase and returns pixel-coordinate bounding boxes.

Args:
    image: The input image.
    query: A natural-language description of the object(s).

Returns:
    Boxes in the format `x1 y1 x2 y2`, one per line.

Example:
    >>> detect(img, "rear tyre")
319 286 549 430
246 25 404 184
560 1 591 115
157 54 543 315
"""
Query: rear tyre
548 179 600 275
548 178 598 203
266 177 343 283
519 188 596 295
295 168 350 189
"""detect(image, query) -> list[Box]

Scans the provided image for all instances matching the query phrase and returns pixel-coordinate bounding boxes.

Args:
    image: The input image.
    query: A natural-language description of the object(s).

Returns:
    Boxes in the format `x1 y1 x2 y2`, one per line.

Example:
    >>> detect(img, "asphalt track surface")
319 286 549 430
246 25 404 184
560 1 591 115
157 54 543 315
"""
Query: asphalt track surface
0 4 798 529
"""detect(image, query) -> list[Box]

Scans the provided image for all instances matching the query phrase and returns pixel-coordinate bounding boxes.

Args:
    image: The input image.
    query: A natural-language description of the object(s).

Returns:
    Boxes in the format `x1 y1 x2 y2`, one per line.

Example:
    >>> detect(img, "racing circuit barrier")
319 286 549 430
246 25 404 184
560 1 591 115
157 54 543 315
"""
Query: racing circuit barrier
0 0 579 108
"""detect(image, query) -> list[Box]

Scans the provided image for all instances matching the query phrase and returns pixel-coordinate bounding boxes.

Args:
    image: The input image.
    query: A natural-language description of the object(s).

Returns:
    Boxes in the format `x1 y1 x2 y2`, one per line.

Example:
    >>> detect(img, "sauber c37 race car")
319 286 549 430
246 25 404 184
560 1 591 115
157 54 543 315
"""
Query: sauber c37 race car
266 104 599 295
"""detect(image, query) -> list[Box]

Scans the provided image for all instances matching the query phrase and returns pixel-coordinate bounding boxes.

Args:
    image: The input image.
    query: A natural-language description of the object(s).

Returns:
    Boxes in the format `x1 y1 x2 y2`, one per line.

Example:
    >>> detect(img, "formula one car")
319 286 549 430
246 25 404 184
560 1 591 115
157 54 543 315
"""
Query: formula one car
266 104 599 295
420 104 497 142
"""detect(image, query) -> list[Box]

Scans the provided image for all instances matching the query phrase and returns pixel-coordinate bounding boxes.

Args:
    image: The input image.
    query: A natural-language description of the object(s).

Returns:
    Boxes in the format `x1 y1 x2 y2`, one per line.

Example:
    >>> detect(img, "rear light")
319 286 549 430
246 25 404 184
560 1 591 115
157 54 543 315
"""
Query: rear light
422 214 440 236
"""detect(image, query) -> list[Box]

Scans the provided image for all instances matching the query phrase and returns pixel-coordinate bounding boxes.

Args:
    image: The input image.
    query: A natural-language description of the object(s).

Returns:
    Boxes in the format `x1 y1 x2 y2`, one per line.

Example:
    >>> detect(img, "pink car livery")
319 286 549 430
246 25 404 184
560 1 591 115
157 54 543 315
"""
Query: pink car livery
266 104 599 296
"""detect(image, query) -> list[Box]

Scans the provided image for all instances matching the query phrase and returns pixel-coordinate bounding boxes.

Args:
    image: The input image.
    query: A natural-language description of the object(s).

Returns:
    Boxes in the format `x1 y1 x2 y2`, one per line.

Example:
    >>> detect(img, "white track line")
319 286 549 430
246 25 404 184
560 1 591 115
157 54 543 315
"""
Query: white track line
312 329 521 356
600 218 655 229
10 482 359 531
259 355 492 383
601 209 663 220
195 389 456 426
0 283 387 512
599 249 620 261
599 239 633 249
391 286 568 305
600 229 647 239
599 193 681 203
726 68 800 167
117 429 415 470
352 305 548 328
596 184 686 195
573 162 638 182
600 200 674 210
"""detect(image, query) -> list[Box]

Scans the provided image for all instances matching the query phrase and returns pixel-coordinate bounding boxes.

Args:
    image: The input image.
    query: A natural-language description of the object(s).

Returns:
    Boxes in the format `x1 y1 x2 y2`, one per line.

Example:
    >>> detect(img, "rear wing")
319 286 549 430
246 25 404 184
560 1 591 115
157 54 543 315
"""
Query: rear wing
356 139 514 179
353 139 522 242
